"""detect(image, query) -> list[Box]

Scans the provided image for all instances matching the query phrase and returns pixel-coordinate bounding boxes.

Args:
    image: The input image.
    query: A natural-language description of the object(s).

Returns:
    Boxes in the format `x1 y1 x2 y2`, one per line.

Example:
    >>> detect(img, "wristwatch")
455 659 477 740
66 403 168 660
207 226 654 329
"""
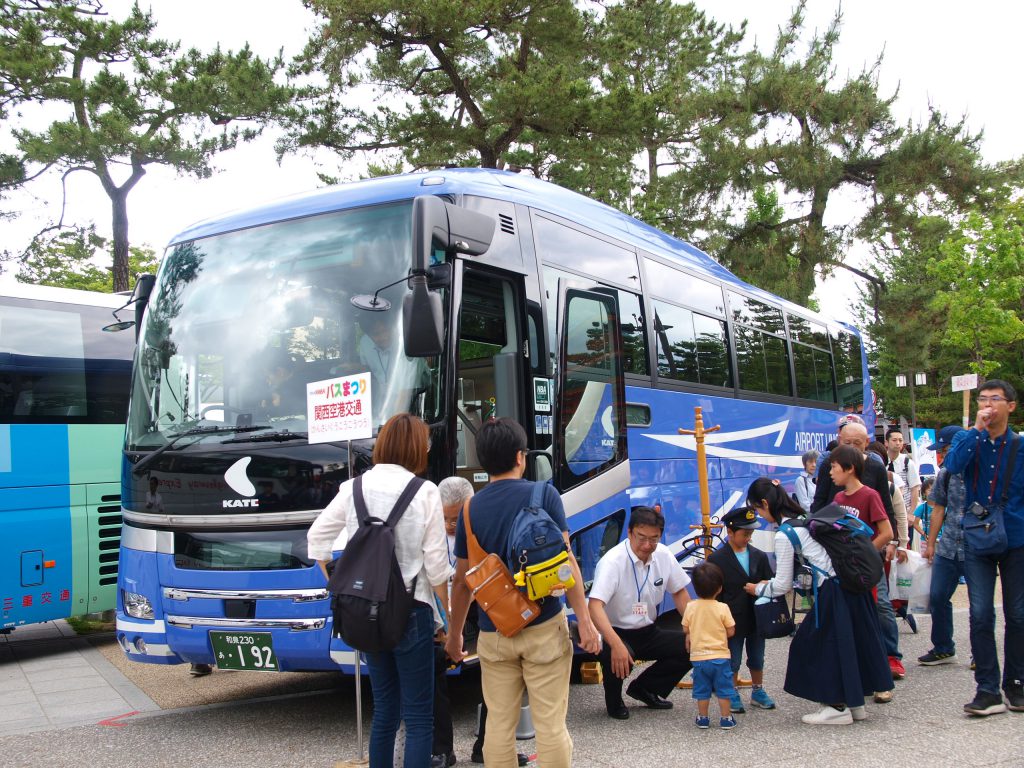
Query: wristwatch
888 540 899 547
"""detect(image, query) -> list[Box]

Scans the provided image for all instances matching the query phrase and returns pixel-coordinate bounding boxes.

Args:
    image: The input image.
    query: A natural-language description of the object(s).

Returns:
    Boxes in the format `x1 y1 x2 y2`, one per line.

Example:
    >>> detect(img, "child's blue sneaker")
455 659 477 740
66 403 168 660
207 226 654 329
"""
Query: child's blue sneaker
750 688 776 709
720 715 737 730
728 692 745 713
695 715 710 729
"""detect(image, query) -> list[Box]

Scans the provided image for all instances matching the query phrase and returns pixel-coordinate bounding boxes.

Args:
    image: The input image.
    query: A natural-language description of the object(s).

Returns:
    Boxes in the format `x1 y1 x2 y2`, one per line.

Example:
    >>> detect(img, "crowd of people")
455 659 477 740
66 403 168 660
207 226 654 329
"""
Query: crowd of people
305 377 1024 767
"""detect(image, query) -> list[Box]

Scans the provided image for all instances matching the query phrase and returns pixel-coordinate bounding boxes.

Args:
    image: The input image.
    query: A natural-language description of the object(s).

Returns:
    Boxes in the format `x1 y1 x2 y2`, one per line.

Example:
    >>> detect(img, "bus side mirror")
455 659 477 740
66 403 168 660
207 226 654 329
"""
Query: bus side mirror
406 196 496 357
134 274 156 341
403 276 444 357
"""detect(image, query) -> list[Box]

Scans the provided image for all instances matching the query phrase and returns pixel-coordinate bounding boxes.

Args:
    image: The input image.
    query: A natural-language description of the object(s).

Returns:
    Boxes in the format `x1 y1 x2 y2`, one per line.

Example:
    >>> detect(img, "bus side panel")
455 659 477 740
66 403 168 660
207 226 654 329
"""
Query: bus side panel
84 483 121 614
69 425 125 616
0 425 79 626
625 387 840 536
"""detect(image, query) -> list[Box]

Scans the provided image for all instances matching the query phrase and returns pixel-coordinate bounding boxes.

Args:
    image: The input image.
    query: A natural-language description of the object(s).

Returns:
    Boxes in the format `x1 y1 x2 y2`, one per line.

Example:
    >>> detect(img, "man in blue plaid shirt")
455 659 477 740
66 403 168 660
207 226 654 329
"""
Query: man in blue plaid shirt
920 426 966 667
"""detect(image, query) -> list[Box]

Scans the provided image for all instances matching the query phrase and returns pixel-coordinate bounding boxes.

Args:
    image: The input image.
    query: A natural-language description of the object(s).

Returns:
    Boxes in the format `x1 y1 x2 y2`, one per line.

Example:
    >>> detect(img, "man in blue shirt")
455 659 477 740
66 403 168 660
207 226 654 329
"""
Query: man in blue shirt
942 379 1024 717
446 417 600 768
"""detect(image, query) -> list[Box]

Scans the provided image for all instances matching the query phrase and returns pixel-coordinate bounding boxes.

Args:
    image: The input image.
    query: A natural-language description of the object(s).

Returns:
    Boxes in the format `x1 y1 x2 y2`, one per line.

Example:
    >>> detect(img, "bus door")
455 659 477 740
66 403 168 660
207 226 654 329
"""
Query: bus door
453 266 529 493
551 279 629 523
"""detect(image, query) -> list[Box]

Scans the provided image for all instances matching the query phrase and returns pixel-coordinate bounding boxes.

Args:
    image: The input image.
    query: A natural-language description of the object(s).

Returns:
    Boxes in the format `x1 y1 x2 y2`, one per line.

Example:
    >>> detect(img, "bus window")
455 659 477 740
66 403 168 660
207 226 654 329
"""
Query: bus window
0 301 131 424
832 328 865 409
728 291 786 335
542 267 647 377
534 215 640 288
652 300 731 388
734 326 791 396
557 288 625 486
789 314 835 403
644 258 726 317
616 290 648 376
570 509 626 591
729 292 791 396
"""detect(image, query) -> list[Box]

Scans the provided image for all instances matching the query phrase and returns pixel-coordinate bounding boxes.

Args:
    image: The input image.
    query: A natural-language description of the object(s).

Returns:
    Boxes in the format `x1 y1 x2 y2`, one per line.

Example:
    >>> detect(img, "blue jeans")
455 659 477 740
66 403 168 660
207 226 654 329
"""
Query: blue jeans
963 545 1024 696
875 568 901 660
929 555 966 655
728 633 765 674
365 602 435 768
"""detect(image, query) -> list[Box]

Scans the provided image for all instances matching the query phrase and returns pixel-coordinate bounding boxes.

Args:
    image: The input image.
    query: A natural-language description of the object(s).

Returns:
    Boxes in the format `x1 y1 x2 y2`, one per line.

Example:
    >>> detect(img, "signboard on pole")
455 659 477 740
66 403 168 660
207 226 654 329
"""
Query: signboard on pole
951 373 978 392
306 373 372 444
952 373 979 429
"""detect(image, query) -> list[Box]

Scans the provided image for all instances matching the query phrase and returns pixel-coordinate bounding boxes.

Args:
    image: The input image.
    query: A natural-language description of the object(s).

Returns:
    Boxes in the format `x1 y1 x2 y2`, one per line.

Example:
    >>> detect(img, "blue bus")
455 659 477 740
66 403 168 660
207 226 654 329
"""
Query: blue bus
116 169 872 671
1 284 135 629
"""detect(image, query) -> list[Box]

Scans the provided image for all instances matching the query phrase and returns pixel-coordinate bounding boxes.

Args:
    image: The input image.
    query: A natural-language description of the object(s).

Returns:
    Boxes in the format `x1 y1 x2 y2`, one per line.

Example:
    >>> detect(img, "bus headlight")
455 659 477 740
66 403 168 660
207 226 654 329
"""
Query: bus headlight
123 591 154 620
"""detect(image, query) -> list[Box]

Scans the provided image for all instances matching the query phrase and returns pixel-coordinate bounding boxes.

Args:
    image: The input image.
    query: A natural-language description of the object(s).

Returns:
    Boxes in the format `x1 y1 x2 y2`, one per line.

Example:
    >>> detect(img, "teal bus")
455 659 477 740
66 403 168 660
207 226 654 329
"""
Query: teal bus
0 283 135 629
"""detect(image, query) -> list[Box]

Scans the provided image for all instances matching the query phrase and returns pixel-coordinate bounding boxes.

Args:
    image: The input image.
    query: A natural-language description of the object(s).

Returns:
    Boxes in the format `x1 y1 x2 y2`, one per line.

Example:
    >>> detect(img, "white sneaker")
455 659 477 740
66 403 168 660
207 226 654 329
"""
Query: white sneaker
801 705 853 725
850 705 867 721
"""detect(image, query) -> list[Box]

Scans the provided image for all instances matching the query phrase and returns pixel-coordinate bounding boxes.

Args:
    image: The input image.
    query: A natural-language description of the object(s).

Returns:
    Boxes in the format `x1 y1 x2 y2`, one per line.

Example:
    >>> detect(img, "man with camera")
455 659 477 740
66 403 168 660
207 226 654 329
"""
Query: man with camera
943 379 1024 717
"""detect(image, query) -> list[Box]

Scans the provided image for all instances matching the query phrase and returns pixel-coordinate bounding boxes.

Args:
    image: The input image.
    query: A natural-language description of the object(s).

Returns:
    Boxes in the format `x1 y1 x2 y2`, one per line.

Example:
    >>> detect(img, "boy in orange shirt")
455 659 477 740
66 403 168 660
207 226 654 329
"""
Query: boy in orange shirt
683 562 737 729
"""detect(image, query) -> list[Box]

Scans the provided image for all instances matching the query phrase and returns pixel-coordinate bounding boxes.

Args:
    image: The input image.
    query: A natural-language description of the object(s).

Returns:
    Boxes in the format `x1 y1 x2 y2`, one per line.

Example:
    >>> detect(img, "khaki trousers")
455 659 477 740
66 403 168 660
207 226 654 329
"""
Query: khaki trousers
477 614 573 768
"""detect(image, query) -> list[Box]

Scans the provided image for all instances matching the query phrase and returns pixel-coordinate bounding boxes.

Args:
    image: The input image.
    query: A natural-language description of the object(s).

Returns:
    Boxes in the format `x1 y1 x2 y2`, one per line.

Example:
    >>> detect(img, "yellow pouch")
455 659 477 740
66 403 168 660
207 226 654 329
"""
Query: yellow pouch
513 549 576 601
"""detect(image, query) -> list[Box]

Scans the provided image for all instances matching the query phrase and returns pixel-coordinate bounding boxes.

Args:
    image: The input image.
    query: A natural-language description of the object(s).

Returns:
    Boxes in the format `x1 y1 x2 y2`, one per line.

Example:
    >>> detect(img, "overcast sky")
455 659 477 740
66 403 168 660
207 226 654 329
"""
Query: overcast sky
4 1 1021 324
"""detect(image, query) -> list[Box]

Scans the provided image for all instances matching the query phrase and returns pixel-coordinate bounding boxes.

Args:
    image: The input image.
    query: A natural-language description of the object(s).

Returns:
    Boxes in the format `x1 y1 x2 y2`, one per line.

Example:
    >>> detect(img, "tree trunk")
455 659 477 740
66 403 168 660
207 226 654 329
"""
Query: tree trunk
111 190 130 293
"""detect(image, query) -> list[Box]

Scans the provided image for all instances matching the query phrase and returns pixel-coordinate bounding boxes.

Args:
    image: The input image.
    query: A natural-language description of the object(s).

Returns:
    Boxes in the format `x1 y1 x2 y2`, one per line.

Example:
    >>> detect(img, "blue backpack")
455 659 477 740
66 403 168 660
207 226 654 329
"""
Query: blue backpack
505 482 572 600
781 503 882 596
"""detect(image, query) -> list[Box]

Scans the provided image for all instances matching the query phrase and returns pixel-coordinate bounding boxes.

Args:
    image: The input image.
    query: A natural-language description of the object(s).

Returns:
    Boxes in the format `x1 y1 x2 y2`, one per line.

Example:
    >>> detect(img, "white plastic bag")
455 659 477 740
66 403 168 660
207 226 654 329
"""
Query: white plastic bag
908 562 931 614
889 548 922 601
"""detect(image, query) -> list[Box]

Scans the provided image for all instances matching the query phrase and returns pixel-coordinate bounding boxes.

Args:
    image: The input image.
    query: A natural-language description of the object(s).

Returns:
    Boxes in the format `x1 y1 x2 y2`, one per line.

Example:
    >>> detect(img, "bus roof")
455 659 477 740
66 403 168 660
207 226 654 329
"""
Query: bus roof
169 168 858 336
0 282 128 308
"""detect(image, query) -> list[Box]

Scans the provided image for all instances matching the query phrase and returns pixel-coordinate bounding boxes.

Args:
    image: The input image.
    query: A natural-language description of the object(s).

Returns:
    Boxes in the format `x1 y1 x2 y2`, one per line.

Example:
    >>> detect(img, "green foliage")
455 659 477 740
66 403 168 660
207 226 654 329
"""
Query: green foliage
16 225 159 292
928 199 1024 377
285 0 596 172
2 0 292 290
867 197 1024 428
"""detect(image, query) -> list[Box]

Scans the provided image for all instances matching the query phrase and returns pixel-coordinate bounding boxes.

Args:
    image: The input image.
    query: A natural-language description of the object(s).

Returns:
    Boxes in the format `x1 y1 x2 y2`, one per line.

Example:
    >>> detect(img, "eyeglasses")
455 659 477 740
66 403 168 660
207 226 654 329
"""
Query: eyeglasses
977 396 1009 404
631 532 661 546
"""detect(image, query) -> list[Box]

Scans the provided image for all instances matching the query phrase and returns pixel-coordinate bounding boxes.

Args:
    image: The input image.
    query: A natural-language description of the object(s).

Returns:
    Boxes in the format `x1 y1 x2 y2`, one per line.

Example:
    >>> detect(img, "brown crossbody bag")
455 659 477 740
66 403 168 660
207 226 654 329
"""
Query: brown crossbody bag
462 498 540 637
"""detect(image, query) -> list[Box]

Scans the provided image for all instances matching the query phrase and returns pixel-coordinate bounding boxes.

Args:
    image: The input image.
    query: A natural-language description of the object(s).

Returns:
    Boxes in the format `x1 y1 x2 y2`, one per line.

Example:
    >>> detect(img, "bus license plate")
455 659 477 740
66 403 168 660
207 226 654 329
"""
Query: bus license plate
209 631 278 672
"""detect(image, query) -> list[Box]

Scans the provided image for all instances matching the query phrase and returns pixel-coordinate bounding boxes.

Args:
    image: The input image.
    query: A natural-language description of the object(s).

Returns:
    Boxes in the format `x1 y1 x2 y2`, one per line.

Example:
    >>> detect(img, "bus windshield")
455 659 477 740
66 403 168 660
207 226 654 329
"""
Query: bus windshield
127 201 442 451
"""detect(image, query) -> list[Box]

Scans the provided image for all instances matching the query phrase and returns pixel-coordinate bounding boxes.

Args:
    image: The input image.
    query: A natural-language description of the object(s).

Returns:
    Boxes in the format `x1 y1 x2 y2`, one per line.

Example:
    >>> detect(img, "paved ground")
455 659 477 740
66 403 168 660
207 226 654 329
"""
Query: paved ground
1 588 1022 767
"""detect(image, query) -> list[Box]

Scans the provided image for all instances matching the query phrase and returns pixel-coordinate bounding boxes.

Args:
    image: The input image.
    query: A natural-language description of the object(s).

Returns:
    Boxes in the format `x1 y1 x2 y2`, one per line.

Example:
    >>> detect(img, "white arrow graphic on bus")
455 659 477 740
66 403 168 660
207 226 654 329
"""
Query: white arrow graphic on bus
642 419 803 468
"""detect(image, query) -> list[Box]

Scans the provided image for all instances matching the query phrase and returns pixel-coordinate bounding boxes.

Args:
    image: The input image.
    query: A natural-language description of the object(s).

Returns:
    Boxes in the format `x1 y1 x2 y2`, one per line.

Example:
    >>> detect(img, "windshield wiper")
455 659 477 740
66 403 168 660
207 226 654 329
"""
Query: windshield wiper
130 425 271 476
221 430 308 444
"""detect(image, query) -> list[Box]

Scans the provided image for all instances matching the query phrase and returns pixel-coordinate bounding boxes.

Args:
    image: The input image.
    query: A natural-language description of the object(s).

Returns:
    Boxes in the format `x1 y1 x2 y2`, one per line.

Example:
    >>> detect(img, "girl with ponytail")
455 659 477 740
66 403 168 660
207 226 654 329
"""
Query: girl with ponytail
742 475 892 726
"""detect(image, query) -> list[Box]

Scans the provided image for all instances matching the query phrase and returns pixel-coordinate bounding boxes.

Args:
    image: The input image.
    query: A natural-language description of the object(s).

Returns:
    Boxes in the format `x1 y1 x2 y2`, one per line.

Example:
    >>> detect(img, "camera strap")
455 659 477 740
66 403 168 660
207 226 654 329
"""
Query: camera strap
975 432 1019 506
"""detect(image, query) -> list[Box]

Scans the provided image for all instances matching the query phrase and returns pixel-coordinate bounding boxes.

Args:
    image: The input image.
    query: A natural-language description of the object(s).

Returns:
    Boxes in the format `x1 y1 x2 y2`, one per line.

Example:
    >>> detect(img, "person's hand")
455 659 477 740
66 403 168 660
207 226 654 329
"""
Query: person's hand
610 640 634 679
445 633 466 664
975 407 994 433
895 548 908 564
575 617 602 656
884 542 897 562
924 540 935 564
743 583 758 596
435 629 447 645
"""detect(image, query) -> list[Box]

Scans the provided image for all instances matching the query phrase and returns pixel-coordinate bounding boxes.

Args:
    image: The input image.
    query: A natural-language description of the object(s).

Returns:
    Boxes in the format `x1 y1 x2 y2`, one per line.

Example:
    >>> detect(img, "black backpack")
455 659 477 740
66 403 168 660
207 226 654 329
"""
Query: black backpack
781 502 883 595
326 475 424 653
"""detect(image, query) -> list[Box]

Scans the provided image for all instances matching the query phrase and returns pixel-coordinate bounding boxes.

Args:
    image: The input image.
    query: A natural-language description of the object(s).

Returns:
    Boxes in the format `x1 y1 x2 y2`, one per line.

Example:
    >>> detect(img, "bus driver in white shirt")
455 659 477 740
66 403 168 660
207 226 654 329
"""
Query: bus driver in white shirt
587 506 693 720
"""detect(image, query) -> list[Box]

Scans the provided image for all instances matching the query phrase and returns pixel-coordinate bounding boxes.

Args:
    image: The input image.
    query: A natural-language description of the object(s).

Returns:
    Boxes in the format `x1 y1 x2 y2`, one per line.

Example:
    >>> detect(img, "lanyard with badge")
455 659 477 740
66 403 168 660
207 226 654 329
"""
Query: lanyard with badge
632 559 651 617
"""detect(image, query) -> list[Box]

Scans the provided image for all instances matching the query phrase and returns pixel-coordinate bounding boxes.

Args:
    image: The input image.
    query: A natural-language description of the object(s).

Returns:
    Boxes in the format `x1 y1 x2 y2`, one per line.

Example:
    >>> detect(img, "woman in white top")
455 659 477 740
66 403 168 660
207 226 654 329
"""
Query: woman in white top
308 413 450 768
743 477 893 726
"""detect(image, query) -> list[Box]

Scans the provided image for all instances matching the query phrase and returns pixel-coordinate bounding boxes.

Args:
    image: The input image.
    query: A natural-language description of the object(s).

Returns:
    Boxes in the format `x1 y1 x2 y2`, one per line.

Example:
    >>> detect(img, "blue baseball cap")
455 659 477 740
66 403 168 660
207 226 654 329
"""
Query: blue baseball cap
927 425 962 451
